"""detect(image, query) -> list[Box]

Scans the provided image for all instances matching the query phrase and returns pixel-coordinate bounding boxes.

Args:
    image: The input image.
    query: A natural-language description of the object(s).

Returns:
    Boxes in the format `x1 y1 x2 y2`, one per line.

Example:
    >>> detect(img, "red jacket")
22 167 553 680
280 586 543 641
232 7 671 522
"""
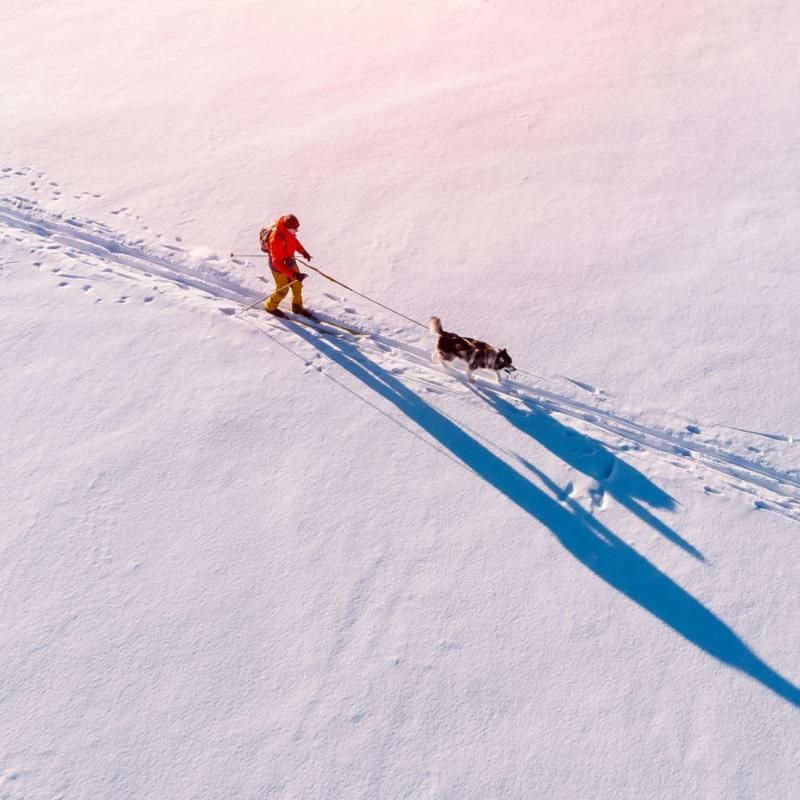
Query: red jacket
268 216 310 277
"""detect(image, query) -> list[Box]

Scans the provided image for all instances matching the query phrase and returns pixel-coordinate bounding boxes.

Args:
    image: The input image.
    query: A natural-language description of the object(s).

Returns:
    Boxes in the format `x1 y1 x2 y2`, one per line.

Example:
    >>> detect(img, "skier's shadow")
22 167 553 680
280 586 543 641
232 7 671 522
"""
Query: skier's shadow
289 325 800 708
472 387 704 561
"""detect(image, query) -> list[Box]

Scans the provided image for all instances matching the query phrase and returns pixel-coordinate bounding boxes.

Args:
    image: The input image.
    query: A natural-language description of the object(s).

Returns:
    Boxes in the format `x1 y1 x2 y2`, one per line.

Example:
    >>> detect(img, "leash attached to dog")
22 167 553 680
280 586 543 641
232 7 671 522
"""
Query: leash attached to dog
230 252 568 388
295 257 427 330
230 251 427 330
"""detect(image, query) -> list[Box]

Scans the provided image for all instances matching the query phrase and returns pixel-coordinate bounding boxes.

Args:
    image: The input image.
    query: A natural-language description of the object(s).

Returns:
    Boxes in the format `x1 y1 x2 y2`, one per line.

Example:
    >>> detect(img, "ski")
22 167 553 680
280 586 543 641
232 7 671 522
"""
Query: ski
307 312 370 337
238 298 369 337
270 308 369 337
273 311 352 338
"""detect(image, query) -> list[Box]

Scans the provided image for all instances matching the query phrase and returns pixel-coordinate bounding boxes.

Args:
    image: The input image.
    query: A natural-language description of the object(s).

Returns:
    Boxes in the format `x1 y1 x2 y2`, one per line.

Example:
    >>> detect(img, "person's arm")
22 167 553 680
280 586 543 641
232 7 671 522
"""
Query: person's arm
291 232 311 260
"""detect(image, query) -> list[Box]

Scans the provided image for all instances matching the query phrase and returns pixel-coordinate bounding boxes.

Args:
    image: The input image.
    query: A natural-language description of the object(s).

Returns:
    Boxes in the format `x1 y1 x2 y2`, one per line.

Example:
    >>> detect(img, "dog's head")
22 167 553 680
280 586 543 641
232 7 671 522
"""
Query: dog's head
497 348 516 375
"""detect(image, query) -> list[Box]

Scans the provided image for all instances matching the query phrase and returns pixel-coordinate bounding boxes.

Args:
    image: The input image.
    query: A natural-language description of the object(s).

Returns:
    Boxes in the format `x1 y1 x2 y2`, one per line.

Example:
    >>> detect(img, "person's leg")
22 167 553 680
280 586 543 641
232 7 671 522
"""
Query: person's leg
276 257 304 313
265 270 290 311
290 277 304 313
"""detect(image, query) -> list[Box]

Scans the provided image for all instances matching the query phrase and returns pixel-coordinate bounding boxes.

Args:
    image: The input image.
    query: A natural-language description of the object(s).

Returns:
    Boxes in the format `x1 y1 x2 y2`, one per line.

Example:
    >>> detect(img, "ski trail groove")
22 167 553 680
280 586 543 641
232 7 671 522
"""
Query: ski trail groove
0 200 250 306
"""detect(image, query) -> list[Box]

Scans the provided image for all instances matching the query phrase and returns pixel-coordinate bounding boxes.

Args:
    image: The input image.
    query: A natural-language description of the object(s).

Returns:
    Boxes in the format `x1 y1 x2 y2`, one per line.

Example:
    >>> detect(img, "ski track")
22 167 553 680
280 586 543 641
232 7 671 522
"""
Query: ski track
3 194 799 521
348 340 800 516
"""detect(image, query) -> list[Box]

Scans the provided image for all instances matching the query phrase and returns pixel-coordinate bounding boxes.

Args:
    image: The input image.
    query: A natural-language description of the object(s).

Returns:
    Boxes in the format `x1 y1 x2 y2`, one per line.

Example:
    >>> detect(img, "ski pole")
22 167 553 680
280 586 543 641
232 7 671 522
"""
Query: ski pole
238 293 272 315
236 276 305 316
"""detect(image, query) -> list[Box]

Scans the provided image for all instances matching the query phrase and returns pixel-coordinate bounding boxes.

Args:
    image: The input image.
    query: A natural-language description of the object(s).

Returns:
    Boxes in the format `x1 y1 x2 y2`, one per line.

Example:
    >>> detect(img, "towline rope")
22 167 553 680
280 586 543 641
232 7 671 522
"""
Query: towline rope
230 252 427 329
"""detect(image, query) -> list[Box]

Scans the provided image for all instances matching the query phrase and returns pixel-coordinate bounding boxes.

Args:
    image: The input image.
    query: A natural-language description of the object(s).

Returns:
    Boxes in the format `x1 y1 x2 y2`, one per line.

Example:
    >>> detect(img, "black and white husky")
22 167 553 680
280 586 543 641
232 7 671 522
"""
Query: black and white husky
429 316 516 383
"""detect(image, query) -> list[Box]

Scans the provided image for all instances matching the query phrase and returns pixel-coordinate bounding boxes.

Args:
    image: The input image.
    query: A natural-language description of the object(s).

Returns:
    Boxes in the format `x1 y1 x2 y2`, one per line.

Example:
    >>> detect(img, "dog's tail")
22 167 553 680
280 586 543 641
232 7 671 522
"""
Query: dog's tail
429 316 442 335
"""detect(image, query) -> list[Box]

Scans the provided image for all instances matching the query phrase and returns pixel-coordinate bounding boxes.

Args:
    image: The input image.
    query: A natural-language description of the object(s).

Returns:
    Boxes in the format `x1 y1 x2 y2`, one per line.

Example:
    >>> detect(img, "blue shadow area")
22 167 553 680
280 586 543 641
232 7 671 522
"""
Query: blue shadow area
287 323 800 708
473 387 705 561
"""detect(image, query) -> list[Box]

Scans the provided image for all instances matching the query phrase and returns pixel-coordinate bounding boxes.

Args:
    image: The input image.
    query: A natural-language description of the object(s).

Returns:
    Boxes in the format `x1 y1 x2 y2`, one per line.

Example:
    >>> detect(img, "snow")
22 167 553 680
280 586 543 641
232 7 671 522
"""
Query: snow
2 2 799 798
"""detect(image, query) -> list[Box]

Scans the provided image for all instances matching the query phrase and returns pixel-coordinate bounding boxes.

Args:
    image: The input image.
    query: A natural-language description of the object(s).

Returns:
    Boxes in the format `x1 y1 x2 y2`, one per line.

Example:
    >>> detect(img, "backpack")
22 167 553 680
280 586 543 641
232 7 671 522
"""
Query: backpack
259 226 273 253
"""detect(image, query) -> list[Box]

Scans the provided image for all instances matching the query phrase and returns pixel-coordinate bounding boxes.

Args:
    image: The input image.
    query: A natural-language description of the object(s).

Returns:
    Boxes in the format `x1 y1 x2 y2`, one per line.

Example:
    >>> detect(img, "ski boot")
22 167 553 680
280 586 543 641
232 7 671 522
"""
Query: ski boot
293 306 318 321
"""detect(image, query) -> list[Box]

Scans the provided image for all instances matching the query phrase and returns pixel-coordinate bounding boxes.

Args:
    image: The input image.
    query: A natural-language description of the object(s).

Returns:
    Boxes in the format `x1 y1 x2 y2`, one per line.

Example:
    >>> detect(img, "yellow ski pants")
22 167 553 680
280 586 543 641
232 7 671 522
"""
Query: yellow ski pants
265 269 304 312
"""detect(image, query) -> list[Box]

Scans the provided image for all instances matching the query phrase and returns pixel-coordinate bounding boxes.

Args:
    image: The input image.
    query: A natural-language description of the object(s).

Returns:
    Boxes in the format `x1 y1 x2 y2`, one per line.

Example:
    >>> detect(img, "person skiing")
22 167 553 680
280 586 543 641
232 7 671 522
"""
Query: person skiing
261 214 314 318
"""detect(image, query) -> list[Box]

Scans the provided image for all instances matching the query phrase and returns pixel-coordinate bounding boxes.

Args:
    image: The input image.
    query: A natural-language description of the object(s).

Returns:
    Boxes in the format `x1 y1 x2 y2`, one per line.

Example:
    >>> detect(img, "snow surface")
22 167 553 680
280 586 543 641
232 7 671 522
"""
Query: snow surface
2 2 799 798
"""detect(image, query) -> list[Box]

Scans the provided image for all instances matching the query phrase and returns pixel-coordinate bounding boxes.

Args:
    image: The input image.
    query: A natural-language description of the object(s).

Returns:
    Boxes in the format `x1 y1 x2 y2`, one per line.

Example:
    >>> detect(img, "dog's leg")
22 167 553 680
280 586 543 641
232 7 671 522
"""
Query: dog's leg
495 370 503 384
466 365 475 383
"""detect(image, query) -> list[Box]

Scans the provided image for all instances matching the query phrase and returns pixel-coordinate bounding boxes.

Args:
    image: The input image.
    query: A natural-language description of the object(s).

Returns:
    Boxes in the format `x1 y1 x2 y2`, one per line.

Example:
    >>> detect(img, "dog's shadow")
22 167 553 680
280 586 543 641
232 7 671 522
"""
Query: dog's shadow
471 387 704 561
285 323 800 707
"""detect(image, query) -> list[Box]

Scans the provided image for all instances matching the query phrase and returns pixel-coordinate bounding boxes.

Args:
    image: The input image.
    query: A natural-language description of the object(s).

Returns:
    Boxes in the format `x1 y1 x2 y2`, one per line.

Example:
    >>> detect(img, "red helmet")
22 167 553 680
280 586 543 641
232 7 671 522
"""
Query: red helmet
283 214 300 231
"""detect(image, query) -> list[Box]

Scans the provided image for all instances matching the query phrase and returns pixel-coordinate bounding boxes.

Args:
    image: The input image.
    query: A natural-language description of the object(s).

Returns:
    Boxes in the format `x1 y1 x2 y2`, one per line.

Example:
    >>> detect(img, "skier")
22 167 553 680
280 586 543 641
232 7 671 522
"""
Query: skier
261 214 314 318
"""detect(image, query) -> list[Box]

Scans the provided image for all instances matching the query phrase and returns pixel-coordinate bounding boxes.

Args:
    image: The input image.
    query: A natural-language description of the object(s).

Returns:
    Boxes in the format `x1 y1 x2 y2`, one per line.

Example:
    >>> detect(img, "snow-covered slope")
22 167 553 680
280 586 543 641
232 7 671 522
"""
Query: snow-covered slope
2 2 799 798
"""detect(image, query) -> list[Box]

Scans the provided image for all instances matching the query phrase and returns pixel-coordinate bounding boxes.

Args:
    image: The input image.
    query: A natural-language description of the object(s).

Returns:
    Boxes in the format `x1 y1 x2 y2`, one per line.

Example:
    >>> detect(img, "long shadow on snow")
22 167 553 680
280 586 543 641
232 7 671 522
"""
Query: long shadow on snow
472 387 705 562
291 325 800 707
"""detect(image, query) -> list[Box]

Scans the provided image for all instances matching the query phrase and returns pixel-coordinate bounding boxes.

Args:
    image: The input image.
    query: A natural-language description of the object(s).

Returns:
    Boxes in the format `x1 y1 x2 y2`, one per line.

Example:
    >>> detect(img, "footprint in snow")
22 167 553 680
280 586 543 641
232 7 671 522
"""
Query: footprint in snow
589 483 608 510
143 296 154 303
686 425 701 434
58 281 68 287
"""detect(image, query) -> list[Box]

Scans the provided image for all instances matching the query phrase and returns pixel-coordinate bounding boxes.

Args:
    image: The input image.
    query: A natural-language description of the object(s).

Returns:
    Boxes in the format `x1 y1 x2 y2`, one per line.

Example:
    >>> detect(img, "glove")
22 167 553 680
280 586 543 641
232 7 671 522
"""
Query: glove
294 272 308 282
302 252 312 261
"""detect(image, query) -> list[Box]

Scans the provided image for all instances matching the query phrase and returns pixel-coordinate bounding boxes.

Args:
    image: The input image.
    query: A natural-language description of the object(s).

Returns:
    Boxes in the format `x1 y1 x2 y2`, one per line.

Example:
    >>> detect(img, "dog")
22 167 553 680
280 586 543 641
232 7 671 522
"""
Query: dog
429 316 516 383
